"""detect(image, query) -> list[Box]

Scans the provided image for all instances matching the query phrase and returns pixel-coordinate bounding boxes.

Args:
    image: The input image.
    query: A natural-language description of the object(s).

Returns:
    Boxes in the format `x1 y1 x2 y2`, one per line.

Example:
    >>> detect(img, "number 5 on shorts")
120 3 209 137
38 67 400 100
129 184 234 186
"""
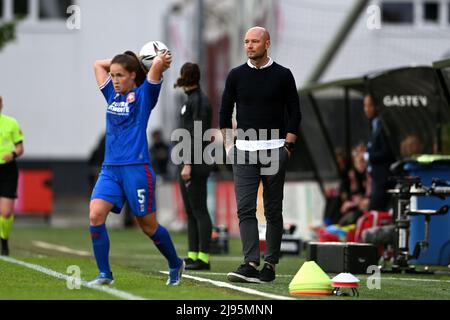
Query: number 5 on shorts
137 189 146 212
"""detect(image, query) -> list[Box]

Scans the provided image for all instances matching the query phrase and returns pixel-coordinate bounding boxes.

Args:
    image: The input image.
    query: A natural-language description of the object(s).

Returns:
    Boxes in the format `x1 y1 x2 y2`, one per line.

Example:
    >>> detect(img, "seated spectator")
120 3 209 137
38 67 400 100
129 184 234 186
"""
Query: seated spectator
338 144 370 226
313 144 371 243
400 134 424 158
323 148 351 225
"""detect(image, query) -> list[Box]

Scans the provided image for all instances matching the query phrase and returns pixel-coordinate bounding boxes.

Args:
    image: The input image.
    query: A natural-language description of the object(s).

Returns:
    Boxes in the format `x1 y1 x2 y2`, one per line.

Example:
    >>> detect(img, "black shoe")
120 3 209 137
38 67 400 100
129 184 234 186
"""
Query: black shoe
185 259 210 270
184 258 196 266
259 263 275 282
227 263 260 283
1 238 9 256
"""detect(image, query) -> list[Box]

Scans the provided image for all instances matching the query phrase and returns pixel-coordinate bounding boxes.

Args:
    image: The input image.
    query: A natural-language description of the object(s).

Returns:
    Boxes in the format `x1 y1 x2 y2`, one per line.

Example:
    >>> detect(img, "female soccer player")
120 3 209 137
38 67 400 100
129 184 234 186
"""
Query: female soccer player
0 96 24 256
90 50 184 285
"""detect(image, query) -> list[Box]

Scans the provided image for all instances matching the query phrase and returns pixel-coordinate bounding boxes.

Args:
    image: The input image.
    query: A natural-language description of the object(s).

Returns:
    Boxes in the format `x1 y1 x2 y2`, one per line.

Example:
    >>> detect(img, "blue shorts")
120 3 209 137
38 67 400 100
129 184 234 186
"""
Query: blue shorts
91 164 157 217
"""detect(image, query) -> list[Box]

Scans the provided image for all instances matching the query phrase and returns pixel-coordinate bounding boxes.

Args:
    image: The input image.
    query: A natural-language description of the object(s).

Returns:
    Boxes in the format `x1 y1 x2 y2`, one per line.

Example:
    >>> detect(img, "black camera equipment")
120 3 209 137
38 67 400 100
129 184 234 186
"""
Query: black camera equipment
384 176 450 274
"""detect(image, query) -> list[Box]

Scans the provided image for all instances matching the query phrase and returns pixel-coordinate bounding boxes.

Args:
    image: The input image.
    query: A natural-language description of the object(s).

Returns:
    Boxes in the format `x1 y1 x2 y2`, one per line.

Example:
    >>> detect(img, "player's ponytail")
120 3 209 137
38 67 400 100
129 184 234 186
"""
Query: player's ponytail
111 51 147 87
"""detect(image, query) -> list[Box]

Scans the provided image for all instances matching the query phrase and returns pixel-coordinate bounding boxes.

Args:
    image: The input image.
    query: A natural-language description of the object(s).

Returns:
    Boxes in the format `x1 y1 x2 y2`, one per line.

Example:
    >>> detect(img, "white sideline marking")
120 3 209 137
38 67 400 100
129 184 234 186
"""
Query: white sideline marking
188 271 293 278
371 276 450 283
0 256 146 300
29 241 450 286
32 241 164 260
117 253 243 262
27 241 292 299
32 241 245 262
33 241 91 257
190 273 450 282
160 271 296 300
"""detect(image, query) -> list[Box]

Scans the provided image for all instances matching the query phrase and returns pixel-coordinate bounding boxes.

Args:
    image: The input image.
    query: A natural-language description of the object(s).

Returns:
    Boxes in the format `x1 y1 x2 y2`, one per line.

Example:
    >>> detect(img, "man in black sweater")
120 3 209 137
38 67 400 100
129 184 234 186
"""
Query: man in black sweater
219 26 301 283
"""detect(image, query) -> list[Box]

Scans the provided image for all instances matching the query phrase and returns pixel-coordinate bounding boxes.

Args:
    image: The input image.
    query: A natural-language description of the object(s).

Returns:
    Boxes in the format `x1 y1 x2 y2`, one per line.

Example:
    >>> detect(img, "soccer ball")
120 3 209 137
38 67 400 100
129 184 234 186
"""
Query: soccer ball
138 40 169 71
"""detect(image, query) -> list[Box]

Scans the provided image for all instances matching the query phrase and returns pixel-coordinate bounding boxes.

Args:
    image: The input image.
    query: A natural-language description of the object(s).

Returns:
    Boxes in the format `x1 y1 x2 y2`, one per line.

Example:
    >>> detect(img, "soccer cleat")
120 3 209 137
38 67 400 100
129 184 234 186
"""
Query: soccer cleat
259 262 276 282
185 259 210 271
166 260 185 286
184 258 196 267
227 263 261 283
1 239 9 256
88 272 114 286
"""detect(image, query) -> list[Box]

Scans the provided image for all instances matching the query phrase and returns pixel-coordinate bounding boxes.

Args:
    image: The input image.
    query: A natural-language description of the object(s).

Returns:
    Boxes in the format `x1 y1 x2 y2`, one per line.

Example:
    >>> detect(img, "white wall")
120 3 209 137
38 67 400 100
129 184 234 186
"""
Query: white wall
273 0 356 86
274 0 450 87
0 0 174 159
3 0 449 159
322 0 450 82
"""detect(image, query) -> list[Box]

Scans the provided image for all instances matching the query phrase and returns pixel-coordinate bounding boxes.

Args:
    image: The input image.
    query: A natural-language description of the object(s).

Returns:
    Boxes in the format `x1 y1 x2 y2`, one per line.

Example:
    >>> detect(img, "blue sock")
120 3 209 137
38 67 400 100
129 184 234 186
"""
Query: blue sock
150 225 182 269
89 224 112 276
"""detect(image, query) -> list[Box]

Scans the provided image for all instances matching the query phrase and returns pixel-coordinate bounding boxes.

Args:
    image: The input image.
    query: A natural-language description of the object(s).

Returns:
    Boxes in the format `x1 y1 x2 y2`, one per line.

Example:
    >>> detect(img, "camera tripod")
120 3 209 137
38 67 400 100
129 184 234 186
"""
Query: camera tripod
383 176 450 274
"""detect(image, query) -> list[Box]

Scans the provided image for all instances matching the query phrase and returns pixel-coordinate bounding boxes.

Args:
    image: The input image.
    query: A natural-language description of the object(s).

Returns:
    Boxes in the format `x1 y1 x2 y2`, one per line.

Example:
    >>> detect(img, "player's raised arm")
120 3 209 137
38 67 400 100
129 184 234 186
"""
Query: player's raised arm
94 59 112 87
148 51 172 83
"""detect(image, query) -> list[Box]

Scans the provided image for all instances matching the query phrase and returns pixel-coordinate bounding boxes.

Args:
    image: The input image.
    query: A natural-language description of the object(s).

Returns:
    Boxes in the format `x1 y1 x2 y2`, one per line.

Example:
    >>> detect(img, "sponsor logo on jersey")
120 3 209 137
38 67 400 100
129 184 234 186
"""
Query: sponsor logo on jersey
107 101 130 115
127 92 136 103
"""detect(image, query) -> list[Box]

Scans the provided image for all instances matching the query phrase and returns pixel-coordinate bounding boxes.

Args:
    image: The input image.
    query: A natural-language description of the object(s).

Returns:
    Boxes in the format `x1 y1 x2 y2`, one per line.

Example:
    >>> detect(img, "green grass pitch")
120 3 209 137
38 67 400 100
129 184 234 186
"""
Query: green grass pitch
1 226 450 300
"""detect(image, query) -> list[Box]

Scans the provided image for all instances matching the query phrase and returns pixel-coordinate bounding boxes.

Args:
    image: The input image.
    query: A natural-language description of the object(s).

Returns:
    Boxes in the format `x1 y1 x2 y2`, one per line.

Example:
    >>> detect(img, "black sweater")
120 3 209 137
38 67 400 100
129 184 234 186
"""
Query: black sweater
219 62 301 140
179 87 212 165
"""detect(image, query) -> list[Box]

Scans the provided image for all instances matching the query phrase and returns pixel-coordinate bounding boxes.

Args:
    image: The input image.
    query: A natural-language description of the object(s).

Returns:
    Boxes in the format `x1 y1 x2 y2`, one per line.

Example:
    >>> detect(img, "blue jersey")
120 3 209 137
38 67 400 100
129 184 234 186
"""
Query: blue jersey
100 76 162 165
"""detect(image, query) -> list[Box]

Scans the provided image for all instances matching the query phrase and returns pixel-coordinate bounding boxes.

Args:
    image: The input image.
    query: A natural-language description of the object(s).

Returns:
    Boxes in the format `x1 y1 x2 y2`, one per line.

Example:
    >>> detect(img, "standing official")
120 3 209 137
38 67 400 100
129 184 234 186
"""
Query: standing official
175 62 213 270
0 96 24 256
219 27 301 283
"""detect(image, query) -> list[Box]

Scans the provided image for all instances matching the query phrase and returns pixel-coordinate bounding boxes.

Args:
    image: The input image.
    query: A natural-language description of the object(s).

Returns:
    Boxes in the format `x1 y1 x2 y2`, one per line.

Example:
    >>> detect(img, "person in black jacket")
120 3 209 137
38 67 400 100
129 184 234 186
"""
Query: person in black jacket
364 95 396 211
149 130 170 179
219 27 301 283
175 62 213 270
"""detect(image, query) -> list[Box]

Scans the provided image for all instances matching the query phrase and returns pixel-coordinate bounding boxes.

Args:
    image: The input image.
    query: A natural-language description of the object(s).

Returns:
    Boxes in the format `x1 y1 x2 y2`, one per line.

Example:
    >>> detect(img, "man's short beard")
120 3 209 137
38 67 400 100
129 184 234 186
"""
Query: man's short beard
248 50 267 60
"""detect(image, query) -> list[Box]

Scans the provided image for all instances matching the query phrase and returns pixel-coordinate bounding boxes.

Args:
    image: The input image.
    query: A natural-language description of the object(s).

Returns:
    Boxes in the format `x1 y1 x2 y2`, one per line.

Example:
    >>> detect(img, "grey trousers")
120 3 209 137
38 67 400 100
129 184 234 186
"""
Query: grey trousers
231 147 289 265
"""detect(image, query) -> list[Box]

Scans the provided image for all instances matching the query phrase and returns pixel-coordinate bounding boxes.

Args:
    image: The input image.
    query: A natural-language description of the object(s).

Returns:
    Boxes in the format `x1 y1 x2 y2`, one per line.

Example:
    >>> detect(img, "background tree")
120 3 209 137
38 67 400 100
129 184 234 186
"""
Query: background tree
0 21 18 51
